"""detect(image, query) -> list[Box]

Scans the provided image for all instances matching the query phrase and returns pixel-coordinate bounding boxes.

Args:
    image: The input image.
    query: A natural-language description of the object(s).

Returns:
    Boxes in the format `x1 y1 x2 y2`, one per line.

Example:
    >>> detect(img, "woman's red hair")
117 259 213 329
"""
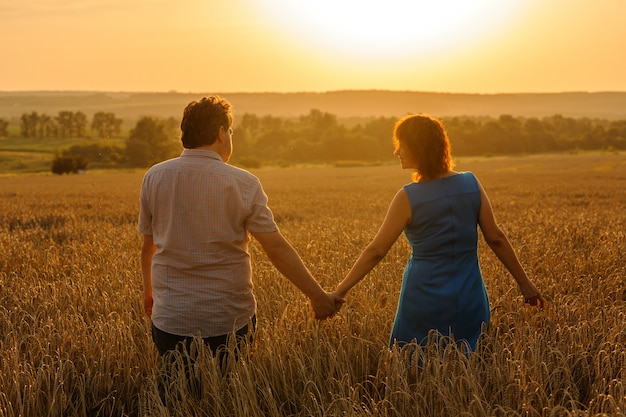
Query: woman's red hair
393 114 454 181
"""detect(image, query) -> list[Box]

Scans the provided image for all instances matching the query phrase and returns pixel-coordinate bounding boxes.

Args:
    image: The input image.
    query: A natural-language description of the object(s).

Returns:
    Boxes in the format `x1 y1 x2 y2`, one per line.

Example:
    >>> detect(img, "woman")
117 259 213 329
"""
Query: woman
334 114 544 351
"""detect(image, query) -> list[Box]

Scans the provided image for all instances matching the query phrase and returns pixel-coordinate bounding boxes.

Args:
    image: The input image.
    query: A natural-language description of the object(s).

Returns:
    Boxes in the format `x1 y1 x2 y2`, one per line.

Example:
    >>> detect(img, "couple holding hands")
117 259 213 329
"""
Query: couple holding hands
139 96 544 367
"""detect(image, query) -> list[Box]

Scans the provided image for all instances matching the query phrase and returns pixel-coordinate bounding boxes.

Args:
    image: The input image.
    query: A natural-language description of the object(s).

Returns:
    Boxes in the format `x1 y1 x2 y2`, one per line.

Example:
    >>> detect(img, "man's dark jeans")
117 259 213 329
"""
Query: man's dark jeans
151 316 256 401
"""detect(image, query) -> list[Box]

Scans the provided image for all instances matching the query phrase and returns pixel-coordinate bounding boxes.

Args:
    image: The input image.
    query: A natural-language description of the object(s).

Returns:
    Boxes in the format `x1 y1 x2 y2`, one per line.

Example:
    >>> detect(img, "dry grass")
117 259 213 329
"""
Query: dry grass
0 152 625 416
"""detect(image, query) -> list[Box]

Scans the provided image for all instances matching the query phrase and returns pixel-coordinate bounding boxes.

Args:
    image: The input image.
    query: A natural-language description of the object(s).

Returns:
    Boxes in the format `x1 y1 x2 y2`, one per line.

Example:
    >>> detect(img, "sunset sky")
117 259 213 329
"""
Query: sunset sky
1 0 625 94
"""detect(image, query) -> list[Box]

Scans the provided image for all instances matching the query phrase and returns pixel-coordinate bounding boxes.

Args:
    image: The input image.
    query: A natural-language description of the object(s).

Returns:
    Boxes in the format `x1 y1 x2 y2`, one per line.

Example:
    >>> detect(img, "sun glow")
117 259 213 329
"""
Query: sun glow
256 0 526 62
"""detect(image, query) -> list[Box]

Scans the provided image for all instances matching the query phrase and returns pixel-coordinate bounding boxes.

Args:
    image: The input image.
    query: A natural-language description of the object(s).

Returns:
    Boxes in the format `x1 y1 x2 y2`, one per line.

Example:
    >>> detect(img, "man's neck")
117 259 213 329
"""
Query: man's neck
194 145 225 161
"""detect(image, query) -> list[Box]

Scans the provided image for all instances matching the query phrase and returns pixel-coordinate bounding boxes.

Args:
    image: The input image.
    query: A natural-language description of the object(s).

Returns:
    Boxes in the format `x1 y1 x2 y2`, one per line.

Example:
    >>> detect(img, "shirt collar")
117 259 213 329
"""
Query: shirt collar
181 148 223 162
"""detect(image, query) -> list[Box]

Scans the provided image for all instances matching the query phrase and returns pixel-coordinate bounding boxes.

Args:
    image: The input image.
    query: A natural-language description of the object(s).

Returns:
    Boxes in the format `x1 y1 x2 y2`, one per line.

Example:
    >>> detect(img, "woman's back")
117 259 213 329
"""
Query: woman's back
391 171 490 350
403 171 481 259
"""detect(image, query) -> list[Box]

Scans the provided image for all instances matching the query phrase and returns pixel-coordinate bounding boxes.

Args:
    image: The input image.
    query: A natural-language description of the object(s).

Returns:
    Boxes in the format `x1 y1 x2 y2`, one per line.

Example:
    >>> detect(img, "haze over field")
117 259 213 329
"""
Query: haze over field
3 91 626 121
1 1 625 94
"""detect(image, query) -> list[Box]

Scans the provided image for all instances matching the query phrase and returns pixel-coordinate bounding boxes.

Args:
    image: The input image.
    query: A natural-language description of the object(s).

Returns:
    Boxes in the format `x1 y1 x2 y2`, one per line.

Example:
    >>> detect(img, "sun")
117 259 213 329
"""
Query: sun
256 0 526 62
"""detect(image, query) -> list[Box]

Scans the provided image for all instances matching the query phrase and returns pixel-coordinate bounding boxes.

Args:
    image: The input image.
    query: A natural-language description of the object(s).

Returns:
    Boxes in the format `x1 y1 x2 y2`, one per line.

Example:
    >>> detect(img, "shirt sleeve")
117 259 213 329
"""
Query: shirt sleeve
244 179 279 233
137 174 153 235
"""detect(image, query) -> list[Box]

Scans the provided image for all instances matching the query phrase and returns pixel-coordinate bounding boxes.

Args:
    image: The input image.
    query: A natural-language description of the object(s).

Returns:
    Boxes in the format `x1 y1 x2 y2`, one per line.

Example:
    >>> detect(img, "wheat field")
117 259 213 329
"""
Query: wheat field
0 152 624 417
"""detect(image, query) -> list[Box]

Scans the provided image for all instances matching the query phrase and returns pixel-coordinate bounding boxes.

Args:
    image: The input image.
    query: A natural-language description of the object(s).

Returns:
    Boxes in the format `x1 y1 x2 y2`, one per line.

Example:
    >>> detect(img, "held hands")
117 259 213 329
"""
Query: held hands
311 291 345 320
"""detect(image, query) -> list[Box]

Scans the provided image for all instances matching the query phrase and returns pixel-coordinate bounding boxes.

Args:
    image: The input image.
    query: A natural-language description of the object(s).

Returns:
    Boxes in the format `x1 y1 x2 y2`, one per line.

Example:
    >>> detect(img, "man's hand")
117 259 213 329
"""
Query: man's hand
311 291 345 320
144 293 153 318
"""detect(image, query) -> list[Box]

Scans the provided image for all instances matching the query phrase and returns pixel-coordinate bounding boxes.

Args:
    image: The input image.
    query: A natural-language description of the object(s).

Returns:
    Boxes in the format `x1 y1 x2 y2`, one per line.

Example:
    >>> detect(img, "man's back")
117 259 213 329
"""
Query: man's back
138 149 277 337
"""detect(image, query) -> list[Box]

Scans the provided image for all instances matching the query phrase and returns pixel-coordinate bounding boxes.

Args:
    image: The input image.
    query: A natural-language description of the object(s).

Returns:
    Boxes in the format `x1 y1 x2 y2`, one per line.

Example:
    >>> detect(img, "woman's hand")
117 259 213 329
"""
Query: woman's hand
311 291 345 319
519 281 546 309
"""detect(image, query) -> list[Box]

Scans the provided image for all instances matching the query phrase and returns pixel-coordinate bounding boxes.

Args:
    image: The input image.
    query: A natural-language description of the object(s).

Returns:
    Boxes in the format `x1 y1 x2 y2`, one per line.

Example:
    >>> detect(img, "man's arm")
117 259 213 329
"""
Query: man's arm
141 234 156 317
250 230 343 319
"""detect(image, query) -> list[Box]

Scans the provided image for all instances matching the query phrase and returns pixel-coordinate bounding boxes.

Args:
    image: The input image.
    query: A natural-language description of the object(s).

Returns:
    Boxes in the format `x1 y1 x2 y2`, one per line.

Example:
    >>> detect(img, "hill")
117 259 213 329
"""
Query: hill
1 90 626 121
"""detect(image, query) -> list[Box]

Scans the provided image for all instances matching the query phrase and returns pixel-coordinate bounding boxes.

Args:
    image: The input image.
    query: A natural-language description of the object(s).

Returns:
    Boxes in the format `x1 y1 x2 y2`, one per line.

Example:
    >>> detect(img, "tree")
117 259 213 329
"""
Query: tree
498 114 525 153
54 111 87 138
239 113 260 133
524 118 557 152
38 114 57 138
63 143 125 167
0 118 8 138
74 111 88 137
91 112 123 138
21 112 40 138
476 119 509 154
360 116 396 148
56 111 74 138
125 116 181 167
606 120 626 150
300 109 337 132
254 115 291 158
51 155 88 174
298 109 339 143
444 116 482 155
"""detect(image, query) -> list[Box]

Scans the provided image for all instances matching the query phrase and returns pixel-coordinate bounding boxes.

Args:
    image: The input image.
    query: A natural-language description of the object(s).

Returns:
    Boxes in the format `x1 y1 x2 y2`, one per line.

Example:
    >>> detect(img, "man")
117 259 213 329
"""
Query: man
138 96 342 363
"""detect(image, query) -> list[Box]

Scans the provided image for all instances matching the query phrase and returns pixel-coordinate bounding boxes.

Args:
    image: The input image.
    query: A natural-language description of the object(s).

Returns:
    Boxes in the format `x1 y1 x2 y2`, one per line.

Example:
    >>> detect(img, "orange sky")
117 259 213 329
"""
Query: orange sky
1 0 625 94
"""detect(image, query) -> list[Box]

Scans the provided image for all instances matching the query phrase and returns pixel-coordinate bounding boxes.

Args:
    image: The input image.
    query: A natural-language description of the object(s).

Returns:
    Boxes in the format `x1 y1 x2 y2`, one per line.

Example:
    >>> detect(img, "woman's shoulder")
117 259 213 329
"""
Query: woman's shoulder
453 171 481 191
404 170 476 185
403 171 480 195
448 171 478 181
450 170 474 177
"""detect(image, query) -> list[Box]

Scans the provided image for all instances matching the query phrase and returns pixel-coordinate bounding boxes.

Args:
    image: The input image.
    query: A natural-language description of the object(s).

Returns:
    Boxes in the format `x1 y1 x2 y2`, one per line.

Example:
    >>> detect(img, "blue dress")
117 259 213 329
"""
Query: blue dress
389 172 490 351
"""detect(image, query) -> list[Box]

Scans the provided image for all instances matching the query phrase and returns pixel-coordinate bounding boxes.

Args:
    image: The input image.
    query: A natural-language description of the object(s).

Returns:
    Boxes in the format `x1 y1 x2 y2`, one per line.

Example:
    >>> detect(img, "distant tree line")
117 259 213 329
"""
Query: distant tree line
50 115 180 173
445 114 626 156
0 109 624 174
230 110 394 166
16 111 123 139
230 111 626 165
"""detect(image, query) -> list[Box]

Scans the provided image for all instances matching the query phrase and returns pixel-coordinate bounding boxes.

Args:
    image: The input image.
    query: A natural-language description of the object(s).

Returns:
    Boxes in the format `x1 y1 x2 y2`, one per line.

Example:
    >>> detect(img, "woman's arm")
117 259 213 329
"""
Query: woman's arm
335 188 411 298
477 180 545 308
